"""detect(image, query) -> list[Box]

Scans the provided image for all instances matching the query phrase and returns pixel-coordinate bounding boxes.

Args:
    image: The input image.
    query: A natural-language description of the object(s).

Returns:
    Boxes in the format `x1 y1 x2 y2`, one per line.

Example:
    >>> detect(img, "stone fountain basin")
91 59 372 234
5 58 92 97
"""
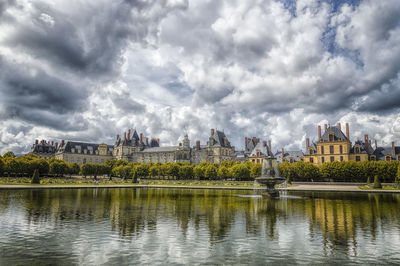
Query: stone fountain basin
255 177 286 186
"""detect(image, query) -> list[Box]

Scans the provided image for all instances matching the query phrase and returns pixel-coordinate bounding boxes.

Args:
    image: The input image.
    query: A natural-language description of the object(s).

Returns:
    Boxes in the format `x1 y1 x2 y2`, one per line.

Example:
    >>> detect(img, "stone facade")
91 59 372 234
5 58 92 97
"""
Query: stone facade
304 123 374 166
112 128 235 164
55 140 114 165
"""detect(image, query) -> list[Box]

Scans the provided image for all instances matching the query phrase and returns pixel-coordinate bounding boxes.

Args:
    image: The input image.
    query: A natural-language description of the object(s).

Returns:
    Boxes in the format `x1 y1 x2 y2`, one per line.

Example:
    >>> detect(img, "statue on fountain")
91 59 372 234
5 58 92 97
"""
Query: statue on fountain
255 157 286 198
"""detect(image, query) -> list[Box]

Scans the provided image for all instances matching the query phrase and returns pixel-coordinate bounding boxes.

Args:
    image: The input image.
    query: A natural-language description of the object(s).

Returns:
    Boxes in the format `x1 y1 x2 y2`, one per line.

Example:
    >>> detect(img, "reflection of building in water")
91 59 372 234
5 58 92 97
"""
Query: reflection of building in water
305 197 358 254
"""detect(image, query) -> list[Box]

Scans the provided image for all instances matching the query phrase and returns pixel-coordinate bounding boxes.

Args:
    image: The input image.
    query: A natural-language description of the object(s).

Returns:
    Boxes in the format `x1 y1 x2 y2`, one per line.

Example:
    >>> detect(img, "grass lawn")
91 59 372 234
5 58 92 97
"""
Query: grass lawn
359 185 400 190
0 177 266 187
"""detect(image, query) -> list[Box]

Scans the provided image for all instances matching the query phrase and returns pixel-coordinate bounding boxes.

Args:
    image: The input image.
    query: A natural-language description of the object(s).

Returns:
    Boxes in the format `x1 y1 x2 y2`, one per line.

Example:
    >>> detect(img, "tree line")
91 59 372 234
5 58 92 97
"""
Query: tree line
1 151 399 183
279 160 400 183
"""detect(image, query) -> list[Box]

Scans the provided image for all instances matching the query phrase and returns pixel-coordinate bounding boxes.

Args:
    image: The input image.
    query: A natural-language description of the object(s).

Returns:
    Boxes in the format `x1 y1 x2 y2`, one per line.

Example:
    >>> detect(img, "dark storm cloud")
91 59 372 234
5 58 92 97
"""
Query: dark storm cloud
5 2 135 77
0 58 88 130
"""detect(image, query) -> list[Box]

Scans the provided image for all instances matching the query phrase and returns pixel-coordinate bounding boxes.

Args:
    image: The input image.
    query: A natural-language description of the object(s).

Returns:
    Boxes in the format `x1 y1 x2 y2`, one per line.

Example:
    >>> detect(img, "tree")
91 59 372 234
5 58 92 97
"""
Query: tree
217 166 229 180
168 163 179 180
230 164 250 181
250 163 262 179
149 165 160 179
31 169 40 184
3 151 15 158
49 160 68 177
396 166 400 188
373 175 382 189
179 165 194 179
204 164 217 180
194 165 204 180
0 158 4 176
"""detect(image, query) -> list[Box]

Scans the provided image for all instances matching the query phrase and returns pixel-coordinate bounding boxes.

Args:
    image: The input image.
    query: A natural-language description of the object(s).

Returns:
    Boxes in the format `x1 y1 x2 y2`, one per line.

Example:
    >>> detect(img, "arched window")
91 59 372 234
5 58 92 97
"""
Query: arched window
329 133 334 141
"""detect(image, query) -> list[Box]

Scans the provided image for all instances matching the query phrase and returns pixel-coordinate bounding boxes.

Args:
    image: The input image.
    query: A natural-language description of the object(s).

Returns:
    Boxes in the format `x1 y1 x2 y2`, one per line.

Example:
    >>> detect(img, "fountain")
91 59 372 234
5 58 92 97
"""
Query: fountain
255 157 286 198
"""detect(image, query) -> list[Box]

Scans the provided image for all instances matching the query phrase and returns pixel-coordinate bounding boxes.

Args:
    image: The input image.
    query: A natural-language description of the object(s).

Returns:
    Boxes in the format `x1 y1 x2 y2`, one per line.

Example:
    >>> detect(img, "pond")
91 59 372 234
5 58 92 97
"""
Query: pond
0 188 399 265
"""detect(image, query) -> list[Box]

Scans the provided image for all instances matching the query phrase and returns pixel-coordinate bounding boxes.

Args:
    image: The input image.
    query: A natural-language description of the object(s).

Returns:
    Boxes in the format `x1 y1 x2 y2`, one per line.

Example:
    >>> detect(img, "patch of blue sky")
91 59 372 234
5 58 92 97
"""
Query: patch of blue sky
277 0 364 67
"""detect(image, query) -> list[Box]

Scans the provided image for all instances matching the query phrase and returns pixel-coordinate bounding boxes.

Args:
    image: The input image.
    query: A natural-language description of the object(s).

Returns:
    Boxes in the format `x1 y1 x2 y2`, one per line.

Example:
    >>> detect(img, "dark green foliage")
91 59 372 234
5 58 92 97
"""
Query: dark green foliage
3 151 15 158
204 165 218 180
250 163 262 179
366 176 371 185
373 175 382 189
31 169 40 184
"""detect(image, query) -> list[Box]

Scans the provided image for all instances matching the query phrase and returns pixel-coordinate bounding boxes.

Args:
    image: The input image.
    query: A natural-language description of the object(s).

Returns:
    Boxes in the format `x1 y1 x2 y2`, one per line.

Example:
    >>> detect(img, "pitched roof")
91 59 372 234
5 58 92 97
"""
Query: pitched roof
249 142 270 157
320 126 349 142
373 146 400 160
351 140 374 154
30 143 57 154
209 130 231 147
58 141 113 154
275 150 304 163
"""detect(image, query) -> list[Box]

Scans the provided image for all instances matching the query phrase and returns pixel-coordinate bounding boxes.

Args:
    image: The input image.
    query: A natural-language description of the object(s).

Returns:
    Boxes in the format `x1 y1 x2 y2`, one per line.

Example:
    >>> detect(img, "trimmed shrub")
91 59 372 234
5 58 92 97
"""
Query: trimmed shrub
31 169 40 184
373 175 382 189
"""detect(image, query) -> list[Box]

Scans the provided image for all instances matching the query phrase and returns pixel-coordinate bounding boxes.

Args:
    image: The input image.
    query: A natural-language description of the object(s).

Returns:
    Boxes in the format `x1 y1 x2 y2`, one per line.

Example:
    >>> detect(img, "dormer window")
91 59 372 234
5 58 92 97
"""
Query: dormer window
329 133 334 142
386 155 391 161
355 146 360 154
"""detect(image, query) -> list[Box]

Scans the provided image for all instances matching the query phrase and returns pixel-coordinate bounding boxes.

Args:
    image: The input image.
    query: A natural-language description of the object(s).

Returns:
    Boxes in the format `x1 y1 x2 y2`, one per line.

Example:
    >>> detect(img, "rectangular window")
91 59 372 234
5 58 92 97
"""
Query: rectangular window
356 156 361 162
321 157 325 163
340 145 343 154
330 145 334 154
330 156 334 162
321 146 324 155
310 158 314 163
340 156 343 162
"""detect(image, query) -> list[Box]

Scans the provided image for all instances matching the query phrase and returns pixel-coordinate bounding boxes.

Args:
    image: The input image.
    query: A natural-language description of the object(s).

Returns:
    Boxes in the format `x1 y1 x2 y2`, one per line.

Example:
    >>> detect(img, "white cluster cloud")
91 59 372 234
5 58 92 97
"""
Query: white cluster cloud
0 0 399 154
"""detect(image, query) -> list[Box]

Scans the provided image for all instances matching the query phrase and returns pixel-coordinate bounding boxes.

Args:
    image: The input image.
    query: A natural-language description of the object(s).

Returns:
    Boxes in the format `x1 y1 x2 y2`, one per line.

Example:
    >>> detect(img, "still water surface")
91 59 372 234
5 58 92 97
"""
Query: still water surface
0 188 400 265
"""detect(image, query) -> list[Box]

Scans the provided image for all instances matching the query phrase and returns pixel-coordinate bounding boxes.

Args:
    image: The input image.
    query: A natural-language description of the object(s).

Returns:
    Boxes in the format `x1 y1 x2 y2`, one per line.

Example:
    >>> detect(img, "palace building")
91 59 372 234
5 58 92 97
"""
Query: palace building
304 123 376 165
30 128 235 165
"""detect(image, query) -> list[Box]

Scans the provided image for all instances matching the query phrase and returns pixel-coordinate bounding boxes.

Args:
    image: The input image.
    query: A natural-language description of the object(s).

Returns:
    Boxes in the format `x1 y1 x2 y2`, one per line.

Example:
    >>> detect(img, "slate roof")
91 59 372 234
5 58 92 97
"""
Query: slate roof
30 143 57 154
58 141 113 154
320 126 349 142
209 130 231 147
373 146 400 160
249 142 270 157
275 150 304 164
245 138 259 153
350 140 374 154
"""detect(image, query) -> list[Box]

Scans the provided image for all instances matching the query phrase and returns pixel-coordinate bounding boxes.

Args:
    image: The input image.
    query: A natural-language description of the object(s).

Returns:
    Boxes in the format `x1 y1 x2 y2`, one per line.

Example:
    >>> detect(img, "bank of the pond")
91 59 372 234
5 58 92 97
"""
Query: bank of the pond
1 183 400 193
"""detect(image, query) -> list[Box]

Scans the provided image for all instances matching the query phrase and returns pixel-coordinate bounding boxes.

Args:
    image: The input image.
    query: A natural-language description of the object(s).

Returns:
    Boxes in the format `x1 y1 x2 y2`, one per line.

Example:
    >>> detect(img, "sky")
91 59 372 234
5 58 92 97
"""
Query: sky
0 0 399 154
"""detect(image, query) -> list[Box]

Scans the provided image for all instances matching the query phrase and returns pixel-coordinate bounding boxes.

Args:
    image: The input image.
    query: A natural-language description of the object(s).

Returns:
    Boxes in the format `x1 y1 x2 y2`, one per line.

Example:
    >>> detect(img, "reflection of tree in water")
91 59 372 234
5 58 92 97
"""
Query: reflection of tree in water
7 189 400 251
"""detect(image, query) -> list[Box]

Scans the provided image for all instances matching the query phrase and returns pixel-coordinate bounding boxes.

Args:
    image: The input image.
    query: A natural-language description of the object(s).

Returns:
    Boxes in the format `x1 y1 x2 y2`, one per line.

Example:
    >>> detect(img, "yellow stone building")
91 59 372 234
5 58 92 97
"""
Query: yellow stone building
304 123 372 166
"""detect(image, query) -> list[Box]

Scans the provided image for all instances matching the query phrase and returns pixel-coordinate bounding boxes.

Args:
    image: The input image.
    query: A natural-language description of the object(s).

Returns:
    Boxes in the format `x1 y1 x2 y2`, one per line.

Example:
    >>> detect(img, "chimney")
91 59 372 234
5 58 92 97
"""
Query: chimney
245 137 248 149
146 137 149 146
346 123 349 139
157 138 160 145
318 125 322 140
392 142 396 156
51 141 54 146
211 128 215 136
306 138 310 149
262 140 266 147
232 146 235 151
364 134 369 154
128 129 131 140
375 140 378 149
35 139 38 145
196 140 200 150
281 148 285 161
55 142 58 150
324 124 328 132
252 137 257 144
124 132 127 143
337 122 341 130
61 140 65 147
140 133 143 144
116 134 120 140
268 140 272 156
